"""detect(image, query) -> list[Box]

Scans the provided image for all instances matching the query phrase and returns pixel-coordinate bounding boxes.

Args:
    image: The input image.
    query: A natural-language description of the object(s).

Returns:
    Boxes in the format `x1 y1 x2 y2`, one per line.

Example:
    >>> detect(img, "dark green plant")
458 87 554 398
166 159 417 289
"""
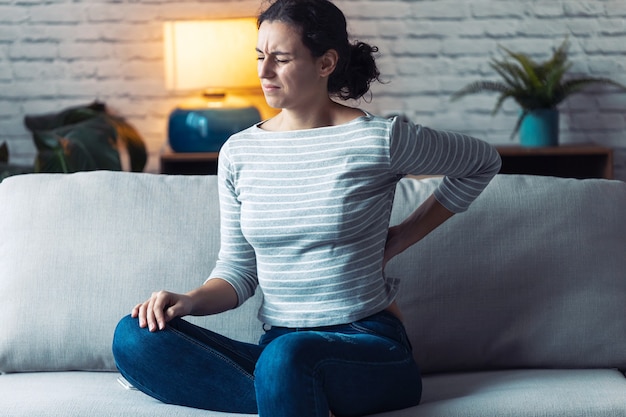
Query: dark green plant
451 38 626 138
24 101 147 173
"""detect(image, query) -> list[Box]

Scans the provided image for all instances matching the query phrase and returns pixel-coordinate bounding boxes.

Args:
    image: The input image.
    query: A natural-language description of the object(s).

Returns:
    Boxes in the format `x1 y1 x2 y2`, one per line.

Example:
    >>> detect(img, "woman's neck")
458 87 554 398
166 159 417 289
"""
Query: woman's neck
261 100 364 132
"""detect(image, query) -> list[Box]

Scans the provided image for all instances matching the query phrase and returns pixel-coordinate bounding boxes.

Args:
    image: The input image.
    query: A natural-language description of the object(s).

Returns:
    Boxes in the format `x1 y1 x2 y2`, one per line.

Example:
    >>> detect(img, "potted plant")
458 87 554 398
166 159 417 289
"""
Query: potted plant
451 38 626 146
24 101 147 173
0 101 147 183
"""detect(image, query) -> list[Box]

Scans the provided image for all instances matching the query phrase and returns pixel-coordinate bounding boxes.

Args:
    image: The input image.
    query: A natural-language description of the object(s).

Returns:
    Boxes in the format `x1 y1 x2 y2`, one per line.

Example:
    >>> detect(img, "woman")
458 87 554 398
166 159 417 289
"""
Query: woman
112 0 501 416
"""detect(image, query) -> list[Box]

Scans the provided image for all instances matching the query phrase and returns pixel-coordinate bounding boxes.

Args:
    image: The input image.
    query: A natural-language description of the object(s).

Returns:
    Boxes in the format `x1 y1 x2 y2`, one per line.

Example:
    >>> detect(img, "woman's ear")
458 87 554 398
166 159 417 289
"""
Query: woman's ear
318 49 339 78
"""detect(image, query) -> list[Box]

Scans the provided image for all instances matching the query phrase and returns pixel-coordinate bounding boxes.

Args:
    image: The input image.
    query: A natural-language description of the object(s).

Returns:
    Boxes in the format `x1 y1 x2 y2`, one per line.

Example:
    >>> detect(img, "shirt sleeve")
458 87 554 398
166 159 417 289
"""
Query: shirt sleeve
389 117 502 213
205 143 258 307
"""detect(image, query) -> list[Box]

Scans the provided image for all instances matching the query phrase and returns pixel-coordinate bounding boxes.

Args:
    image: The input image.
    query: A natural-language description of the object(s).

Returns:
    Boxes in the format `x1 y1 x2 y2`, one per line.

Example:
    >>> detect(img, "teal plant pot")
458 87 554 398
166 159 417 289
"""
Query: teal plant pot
519 108 559 147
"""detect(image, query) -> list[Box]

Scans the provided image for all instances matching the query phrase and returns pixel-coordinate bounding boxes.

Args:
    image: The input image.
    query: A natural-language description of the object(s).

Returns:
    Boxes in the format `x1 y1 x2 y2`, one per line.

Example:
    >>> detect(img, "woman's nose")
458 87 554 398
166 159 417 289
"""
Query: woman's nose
258 59 273 79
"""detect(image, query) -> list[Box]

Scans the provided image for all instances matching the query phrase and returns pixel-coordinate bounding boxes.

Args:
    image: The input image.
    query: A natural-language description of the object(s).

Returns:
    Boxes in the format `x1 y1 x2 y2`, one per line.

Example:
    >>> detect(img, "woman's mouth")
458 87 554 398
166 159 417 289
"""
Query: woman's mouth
262 84 280 93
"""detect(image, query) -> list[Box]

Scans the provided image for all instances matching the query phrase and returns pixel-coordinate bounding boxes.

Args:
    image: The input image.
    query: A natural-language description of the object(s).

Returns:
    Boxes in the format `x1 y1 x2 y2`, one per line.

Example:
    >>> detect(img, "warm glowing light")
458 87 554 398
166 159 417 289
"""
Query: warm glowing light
163 18 260 93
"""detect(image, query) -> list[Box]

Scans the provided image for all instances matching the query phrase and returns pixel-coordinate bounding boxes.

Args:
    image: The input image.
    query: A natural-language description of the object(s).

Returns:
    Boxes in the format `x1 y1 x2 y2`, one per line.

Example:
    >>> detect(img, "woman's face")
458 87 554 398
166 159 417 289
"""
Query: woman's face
256 20 329 110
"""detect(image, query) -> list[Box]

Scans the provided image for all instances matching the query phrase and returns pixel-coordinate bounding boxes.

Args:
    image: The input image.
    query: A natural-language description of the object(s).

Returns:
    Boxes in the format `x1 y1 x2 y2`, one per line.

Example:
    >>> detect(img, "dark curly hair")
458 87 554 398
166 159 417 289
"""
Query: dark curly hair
258 0 381 100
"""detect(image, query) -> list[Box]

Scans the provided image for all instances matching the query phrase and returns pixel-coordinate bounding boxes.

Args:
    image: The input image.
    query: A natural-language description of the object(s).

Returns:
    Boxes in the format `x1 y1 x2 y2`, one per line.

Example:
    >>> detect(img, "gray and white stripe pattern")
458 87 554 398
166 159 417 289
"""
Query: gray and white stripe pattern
207 113 501 327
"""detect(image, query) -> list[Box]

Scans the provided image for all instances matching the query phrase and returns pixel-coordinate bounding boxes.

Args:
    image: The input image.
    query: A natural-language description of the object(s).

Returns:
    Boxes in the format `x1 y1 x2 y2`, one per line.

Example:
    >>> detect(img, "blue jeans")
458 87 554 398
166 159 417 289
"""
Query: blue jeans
112 310 421 417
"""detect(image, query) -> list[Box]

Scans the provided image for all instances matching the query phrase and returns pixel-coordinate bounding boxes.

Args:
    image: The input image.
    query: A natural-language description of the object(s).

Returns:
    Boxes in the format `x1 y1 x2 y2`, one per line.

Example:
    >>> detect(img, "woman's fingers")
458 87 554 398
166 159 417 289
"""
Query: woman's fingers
130 290 188 332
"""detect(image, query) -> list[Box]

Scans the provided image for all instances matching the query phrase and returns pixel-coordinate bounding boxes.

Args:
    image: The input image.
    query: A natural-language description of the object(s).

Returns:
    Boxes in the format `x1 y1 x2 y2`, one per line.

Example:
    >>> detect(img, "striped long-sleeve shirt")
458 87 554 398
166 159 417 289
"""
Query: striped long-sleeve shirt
207 113 501 327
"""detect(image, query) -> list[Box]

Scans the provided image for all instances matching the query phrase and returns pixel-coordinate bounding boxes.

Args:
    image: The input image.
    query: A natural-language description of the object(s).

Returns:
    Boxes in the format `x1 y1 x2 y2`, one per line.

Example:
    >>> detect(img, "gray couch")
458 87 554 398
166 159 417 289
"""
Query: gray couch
1 171 626 417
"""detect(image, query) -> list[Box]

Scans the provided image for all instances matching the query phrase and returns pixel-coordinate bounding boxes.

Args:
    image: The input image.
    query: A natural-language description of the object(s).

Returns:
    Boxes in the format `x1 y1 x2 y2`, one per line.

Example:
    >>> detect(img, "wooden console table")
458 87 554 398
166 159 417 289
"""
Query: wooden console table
160 145 614 180
496 144 613 179
160 152 219 175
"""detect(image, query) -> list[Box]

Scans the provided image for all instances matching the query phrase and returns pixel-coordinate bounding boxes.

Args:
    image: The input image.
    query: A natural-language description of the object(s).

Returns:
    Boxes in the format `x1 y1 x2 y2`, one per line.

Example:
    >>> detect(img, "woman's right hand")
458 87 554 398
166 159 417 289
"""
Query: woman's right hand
132 290 193 332
130 279 239 332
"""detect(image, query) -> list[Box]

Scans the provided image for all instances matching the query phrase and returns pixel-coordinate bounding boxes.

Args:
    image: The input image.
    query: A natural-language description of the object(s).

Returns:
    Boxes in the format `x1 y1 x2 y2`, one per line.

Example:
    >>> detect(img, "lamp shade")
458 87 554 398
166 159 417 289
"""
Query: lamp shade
163 18 260 92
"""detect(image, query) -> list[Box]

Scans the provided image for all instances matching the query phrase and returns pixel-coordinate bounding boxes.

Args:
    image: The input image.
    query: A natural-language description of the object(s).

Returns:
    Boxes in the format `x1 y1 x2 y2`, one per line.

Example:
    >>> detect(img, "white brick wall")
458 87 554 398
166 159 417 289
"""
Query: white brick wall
1 0 625 179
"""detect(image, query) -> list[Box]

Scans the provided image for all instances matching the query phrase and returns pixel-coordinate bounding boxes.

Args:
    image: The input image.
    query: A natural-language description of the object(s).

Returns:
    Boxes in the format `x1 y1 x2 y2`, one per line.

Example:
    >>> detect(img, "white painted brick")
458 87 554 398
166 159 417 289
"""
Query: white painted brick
0 100 18 117
88 60 124 79
394 20 442 39
11 62 66 81
22 99 80 115
114 42 162 60
441 38 498 57
565 19 601 37
517 20 570 37
597 93 626 111
94 23 162 42
410 1 469 20
0 6 28 23
581 37 626 54
29 5 85 24
8 42 57 59
563 1 605 18
0 117 29 135
470 1 526 19
342 2 412 20
120 61 161 80
588 58 626 75
481 20 521 37
123 8 162 24
405 95 447 113
422 20 487 37
531 3 564 18
598 18 626 36
494 38 566 59
51 80 102 98
63 61 100 79
605 1 626 17
376 20 408 39
4 137 36 163
0 63 11 81
158 2 257 21
0 25 20 42
58 43 111 60
19 24 82 42
390 38 442 57
86 6 125 23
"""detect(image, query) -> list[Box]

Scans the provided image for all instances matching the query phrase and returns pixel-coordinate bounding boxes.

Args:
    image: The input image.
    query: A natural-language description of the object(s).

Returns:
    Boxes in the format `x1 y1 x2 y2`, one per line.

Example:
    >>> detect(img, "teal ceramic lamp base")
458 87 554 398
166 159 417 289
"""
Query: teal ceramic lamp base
168 106 261 153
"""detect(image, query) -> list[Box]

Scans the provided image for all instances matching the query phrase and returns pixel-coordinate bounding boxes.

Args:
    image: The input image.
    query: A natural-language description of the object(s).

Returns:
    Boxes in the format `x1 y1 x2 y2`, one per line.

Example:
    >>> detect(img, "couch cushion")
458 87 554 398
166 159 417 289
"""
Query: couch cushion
0 172 263 373
388 175 626 373
0 371 256 417
410 369 626 417
2 369 625 417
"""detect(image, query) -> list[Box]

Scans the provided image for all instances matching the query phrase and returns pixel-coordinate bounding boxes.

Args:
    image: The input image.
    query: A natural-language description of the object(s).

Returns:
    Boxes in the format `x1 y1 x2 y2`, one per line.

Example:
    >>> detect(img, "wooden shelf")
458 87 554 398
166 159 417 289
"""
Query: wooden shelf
495 144 613 179
159 145 614 180
160 152 219 175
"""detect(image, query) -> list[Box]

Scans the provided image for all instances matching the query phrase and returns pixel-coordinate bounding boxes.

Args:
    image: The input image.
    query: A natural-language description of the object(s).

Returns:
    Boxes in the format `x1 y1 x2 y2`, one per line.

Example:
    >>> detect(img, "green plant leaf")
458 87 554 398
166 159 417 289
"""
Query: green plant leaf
24 101 106 132
451 81 510 100
32 116 121 173
24 101 147 174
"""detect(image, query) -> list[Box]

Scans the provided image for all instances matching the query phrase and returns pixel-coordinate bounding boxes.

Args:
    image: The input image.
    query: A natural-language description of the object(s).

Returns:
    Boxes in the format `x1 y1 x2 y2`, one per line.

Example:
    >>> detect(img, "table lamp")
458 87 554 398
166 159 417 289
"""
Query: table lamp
164 18 262 153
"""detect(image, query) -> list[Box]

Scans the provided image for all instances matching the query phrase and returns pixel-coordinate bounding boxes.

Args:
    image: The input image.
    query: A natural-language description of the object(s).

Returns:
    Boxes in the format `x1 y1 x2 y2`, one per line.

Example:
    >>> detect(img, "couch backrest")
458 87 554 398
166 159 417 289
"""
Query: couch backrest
1 172 625 374
389 175 626 373
0 172 262 373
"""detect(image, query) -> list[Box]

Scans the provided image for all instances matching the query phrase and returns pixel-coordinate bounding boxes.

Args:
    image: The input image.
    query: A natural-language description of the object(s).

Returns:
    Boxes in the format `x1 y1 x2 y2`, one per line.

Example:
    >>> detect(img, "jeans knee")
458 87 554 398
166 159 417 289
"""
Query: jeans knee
112 314 146 370
254 332 319 391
